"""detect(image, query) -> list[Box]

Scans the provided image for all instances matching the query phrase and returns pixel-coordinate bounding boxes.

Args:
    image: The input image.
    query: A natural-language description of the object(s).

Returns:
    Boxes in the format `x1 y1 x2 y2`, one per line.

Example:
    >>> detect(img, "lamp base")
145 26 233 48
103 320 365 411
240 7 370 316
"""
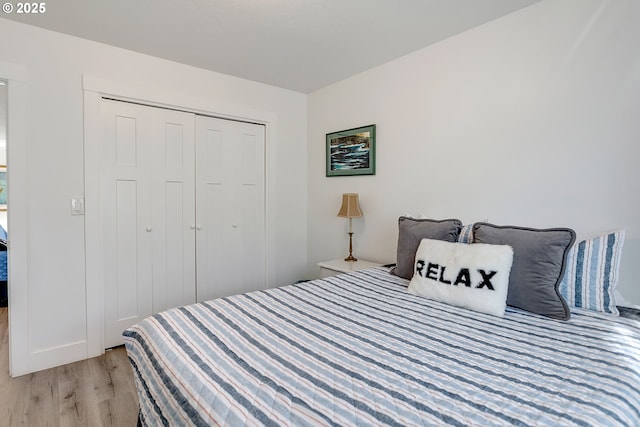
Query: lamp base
344 231 357 262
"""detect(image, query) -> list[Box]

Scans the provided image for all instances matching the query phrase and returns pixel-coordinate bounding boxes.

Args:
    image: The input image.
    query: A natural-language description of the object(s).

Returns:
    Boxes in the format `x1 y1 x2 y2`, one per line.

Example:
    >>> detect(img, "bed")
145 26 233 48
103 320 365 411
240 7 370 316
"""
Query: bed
123 266 640 426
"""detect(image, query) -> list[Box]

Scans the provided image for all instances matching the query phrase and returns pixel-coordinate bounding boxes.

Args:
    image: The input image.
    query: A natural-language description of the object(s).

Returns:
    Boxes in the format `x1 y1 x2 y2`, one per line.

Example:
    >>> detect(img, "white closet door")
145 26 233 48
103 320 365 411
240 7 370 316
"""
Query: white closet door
101 100 155 348
195 116 266 301
150 107 196 314
101 100 196 348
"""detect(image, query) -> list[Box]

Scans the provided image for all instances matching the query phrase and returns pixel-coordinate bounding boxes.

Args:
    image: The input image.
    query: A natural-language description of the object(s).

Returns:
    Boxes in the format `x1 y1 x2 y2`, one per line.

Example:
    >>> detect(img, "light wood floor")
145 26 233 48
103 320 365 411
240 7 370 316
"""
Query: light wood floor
0 307 139 426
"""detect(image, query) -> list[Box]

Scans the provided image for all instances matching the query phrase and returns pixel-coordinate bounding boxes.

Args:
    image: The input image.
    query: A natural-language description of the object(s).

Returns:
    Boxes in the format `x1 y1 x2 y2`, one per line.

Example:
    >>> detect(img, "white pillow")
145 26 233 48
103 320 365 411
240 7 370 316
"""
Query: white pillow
408 239 514 317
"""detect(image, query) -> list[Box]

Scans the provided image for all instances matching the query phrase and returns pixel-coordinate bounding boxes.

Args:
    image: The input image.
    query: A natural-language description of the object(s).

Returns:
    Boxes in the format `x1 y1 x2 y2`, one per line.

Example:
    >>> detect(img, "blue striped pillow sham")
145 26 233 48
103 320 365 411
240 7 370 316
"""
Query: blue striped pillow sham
458 223 474 243
558 230 625 315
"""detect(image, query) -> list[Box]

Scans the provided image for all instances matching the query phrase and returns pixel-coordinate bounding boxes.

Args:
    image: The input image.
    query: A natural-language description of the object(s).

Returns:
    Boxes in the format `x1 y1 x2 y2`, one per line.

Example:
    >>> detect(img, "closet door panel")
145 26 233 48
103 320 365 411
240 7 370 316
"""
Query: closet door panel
195 116 266 302
236 125 266 294
151 110 196 313
195 118 230 301
101 100 154 348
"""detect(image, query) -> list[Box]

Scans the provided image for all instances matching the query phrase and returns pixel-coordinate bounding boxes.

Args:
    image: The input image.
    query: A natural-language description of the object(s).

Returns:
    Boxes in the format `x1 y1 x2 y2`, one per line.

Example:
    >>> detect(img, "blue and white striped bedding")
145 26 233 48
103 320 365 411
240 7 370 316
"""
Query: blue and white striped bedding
123 267 640 426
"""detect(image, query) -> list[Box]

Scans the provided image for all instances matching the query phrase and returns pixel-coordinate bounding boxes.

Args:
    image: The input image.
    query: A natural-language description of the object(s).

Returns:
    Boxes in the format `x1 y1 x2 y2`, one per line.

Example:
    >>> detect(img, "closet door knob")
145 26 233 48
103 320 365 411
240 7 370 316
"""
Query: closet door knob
146 227 152 232
232 223 238 228
190 224 195 230
196 225 203 230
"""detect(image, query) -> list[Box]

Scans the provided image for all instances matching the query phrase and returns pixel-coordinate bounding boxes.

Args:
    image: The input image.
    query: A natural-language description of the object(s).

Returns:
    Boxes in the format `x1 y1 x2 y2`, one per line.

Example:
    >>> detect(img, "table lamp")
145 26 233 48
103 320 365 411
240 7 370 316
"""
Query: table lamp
337 193 363 262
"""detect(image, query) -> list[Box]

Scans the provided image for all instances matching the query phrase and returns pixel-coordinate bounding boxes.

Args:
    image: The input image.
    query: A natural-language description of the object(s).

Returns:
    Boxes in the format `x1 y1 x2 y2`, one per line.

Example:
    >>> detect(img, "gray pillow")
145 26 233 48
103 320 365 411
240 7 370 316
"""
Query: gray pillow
391 217 462 280
472 223 576 320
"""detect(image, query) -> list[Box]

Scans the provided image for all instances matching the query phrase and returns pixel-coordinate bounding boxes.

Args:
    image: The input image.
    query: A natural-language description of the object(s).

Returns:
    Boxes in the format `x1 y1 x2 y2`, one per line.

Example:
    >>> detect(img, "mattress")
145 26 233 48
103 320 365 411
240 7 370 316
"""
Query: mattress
124 267 640 426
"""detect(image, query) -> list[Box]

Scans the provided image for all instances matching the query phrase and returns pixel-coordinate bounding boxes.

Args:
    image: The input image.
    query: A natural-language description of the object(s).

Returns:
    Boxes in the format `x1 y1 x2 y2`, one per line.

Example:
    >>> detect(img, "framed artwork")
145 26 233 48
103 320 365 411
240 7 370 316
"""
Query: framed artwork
326 124 376 177
0 166 5 211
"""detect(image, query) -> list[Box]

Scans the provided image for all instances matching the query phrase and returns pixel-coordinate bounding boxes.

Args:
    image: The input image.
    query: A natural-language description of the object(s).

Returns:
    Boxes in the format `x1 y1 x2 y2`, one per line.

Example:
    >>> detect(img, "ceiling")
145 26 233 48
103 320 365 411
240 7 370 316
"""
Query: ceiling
3 0 540 93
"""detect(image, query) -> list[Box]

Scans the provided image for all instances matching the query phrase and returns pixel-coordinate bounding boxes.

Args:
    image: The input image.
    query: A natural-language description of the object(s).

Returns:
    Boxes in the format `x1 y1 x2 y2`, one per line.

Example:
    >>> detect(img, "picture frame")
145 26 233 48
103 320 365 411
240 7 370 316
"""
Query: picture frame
0 166 6 211
326 124 376 177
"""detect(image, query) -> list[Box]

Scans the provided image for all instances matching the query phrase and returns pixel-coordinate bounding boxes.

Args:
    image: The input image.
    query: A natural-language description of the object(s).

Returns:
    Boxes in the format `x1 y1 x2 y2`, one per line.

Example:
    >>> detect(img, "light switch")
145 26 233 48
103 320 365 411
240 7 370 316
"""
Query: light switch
71 198 85 215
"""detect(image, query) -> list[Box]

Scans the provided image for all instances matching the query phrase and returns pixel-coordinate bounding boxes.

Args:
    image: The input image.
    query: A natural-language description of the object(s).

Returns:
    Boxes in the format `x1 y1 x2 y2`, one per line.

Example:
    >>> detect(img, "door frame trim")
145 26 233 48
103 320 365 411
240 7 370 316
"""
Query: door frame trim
1 62 31 376
83 75 277 357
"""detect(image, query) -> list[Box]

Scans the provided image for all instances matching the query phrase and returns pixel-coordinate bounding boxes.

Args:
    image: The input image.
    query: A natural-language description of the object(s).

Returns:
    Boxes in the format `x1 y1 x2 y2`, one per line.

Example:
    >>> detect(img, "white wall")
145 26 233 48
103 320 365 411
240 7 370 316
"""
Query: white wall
0 18 307 372
308 0 640 304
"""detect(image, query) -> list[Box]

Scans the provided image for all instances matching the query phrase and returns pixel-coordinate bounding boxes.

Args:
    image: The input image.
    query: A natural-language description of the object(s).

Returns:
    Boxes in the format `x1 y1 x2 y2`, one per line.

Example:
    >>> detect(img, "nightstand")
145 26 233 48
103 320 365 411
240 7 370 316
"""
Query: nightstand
317 259 384 278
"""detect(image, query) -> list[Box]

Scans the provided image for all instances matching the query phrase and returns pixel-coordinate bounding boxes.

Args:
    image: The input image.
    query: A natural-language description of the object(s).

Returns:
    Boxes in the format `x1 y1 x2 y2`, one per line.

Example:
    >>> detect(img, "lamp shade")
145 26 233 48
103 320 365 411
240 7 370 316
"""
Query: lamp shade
337 193 363 218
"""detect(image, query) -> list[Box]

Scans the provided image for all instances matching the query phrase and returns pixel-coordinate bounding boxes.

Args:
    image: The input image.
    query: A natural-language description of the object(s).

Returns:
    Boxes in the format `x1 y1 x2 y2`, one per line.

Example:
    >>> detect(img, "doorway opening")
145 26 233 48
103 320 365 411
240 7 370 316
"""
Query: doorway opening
0 79 7 307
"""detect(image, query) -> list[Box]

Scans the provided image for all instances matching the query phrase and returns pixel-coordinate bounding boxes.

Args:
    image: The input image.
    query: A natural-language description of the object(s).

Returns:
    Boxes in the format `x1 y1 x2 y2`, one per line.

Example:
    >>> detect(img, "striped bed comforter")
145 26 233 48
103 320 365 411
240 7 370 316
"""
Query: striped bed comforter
123 267 640 426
